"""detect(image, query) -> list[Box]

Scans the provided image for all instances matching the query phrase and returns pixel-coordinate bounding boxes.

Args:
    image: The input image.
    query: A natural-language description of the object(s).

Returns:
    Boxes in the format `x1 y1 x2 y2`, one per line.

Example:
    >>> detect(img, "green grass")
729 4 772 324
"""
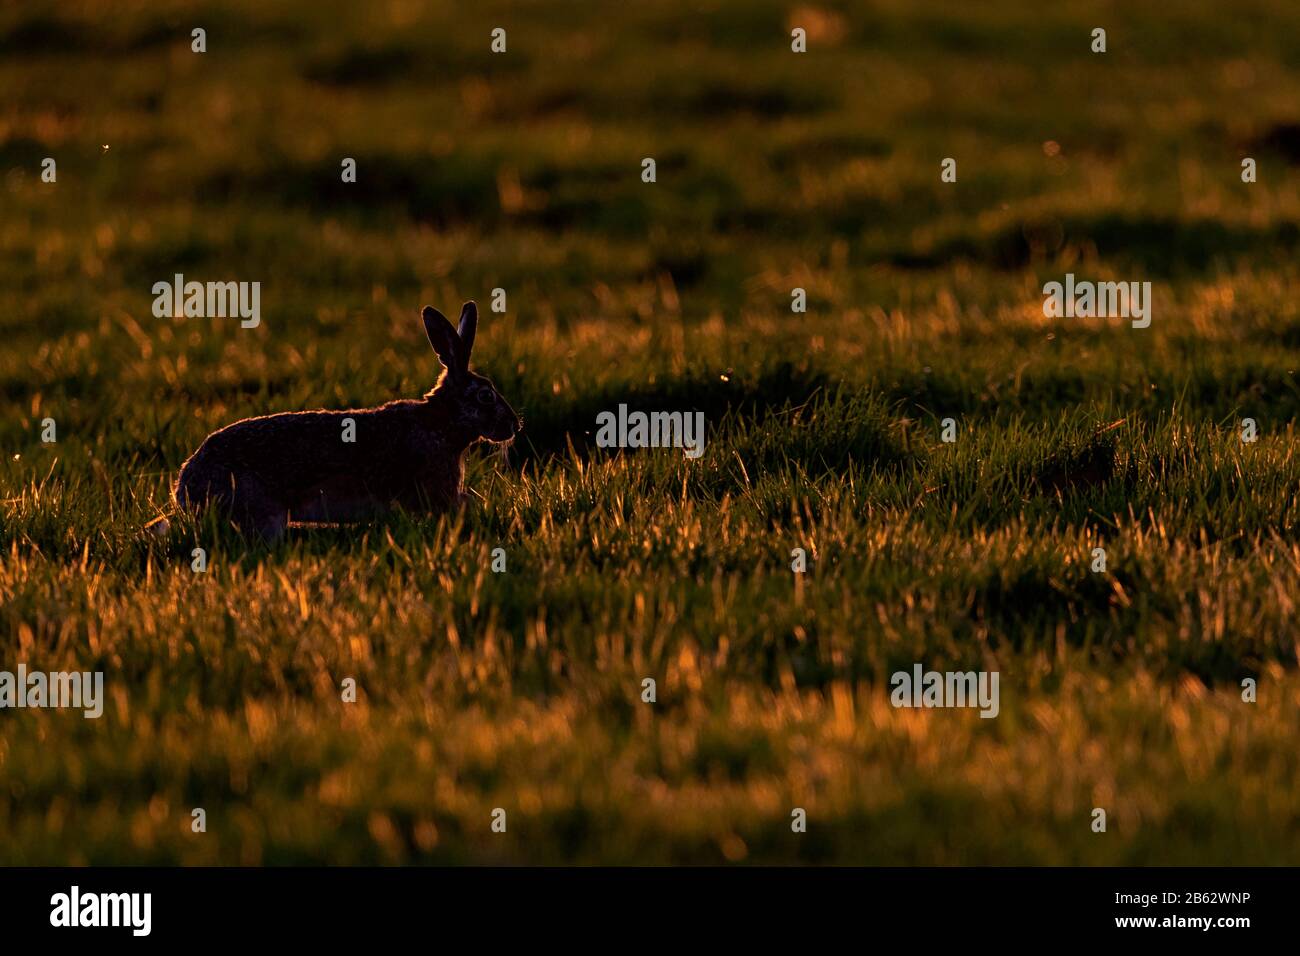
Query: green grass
3 0 1300 863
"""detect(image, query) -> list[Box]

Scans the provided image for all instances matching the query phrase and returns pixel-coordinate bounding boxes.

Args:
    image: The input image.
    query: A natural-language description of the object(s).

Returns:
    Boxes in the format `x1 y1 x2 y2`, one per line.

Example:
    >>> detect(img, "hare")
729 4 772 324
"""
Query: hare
150 301 520 540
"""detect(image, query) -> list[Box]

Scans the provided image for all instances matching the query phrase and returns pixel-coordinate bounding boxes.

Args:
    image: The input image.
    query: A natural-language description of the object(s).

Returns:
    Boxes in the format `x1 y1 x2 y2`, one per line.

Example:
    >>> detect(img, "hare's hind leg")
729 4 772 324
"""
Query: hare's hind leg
230 480 288 541
177 461 287 541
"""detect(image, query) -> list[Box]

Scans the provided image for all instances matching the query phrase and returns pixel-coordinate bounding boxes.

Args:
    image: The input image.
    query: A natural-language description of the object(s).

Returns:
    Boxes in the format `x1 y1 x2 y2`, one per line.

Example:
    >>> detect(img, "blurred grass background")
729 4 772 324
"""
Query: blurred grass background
3 0 1300 863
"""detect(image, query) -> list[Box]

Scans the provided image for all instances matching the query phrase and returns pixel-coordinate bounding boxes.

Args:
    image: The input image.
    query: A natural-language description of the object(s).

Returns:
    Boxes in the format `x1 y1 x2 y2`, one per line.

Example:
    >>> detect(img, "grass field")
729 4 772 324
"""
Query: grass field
4 0 1300 864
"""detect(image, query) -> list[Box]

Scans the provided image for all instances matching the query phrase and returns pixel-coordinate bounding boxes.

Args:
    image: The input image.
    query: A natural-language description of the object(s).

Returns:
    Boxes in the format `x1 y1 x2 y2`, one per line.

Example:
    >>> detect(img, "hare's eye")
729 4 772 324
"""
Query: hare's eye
476 388 495 405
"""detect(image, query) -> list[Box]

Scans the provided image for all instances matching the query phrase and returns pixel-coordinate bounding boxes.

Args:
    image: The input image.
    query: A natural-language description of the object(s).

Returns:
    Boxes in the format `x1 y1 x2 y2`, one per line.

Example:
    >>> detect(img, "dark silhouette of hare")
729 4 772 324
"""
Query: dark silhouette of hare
152 301 520 540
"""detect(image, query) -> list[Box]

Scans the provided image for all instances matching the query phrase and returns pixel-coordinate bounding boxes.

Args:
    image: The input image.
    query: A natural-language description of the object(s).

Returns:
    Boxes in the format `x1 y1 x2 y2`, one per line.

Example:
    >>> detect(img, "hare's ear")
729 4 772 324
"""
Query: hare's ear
456 301 477 370
421 306 459 374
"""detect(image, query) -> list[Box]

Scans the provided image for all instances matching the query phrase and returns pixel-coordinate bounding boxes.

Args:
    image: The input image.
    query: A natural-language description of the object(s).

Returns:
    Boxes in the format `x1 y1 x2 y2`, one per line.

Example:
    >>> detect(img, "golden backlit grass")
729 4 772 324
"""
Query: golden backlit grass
3 0 1300 862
